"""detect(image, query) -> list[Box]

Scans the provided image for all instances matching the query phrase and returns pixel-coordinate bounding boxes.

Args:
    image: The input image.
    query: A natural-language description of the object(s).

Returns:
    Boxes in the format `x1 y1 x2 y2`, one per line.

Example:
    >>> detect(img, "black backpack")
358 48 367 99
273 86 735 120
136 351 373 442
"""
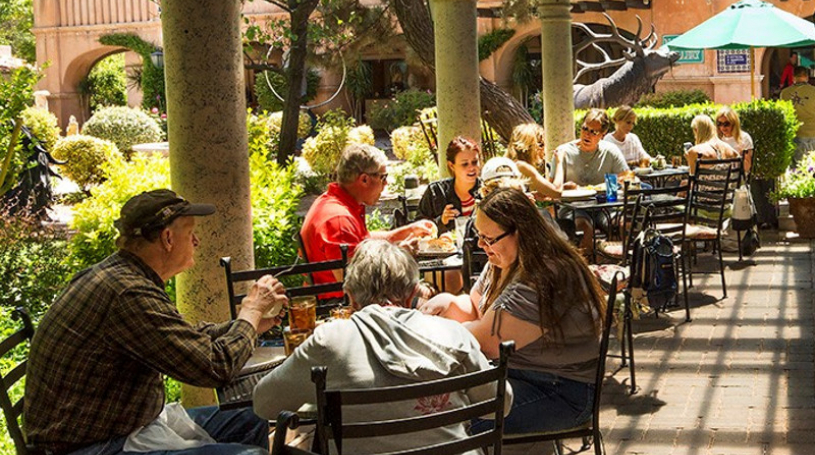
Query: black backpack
631 228 678 311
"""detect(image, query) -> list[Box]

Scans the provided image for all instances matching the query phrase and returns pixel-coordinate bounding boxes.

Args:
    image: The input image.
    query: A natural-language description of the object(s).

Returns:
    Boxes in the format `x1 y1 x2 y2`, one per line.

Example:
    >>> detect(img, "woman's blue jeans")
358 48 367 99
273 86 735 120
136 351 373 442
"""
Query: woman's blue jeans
65 406 269 455
471 368 594 435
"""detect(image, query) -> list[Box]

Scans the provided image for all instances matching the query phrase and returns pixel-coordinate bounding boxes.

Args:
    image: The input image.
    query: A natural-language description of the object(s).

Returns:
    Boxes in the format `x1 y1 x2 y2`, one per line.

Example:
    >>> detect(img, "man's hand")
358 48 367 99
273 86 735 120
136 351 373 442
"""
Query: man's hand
398 236 421 256
238 275 288 333
440 204 460 226
409 219 436 238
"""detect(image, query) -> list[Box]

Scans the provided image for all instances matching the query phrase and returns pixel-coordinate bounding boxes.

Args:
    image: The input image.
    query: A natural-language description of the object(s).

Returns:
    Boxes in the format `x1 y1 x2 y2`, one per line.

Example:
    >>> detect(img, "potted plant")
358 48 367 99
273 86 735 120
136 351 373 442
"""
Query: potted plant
773 150 815 238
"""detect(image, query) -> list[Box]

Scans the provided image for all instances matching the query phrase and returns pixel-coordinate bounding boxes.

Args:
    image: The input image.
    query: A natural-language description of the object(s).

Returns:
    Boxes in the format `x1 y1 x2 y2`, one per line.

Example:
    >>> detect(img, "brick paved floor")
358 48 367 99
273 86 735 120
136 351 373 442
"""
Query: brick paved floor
507 232 814 455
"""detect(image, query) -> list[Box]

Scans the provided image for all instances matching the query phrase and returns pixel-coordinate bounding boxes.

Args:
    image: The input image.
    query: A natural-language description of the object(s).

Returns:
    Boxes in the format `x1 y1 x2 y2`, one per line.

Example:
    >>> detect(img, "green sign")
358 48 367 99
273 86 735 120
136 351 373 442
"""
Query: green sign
663 35 705 64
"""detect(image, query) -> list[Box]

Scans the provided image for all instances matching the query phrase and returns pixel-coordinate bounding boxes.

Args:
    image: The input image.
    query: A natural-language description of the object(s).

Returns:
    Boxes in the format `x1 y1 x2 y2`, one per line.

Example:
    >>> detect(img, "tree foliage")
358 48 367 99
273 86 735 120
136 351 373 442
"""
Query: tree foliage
98 34 166 112
79 54 128 112
0 65 40 194
0 0 35 63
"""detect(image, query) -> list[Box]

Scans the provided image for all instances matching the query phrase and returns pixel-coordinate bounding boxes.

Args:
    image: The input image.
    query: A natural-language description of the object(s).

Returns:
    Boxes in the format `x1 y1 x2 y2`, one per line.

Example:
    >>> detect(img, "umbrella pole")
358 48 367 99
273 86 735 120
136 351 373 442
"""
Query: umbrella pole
750 47 755 100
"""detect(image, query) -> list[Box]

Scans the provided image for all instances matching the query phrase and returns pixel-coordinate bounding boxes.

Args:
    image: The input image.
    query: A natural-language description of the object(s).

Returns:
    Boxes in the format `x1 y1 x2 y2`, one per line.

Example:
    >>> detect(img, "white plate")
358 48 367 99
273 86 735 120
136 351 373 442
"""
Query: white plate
561 189 597 200
633 167 651 175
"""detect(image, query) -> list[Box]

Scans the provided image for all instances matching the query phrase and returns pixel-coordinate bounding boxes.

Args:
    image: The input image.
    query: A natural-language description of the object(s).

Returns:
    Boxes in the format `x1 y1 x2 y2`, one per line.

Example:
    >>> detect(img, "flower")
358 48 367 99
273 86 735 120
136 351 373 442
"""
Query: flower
151 107 159 114
772 150 815 201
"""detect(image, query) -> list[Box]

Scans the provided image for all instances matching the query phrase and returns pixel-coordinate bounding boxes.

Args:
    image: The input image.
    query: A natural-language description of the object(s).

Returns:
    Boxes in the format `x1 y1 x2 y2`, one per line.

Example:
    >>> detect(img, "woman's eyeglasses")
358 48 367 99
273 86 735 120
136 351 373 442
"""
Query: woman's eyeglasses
717 121 731 128
581 125 603 136
474 228 515 247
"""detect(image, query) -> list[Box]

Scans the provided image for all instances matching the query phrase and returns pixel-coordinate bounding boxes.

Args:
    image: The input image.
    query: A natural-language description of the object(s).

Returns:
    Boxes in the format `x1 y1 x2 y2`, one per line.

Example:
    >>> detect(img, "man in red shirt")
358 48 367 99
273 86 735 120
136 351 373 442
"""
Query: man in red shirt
301 143 435 287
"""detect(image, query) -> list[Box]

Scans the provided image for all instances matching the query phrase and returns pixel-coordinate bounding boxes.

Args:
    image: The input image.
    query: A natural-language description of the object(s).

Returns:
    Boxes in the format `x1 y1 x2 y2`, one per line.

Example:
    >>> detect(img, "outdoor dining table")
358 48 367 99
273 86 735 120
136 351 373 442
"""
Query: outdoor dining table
416 251 464 291
636 166 690 188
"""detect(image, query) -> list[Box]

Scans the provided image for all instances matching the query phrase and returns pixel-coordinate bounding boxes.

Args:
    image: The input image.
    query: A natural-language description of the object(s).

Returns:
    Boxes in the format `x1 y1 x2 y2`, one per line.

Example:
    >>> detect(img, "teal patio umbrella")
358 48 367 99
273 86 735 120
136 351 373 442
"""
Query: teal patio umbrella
666 0 815 98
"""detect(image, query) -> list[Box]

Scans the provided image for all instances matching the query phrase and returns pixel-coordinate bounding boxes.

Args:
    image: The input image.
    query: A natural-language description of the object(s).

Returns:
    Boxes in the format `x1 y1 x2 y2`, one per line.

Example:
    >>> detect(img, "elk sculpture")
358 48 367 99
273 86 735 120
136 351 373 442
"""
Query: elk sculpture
573 14 680 109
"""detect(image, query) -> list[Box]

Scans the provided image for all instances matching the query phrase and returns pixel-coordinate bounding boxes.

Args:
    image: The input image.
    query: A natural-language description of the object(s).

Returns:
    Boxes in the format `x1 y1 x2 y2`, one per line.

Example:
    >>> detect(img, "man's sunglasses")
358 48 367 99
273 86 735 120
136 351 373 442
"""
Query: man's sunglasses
581 125 603 136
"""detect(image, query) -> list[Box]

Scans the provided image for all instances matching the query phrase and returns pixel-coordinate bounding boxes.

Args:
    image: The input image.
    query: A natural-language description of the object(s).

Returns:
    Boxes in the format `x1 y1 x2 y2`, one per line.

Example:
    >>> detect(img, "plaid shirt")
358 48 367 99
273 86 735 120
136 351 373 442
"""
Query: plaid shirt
24 250 257 454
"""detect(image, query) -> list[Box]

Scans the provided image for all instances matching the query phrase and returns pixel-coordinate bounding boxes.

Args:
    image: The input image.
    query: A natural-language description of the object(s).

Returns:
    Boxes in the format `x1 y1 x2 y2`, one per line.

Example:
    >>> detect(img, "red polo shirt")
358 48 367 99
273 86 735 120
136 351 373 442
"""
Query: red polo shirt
300 183 369 289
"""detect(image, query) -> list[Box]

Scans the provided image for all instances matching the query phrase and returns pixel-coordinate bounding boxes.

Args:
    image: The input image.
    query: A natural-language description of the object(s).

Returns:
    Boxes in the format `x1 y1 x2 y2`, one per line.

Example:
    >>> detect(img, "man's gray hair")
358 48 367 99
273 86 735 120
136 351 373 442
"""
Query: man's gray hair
343 239 419 308
336 143 388 185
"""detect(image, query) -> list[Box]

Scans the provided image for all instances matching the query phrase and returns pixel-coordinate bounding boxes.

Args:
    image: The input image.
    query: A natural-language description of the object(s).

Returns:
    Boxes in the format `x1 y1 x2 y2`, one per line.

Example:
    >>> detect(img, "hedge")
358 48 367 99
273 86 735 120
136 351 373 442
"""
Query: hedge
575 100 798 180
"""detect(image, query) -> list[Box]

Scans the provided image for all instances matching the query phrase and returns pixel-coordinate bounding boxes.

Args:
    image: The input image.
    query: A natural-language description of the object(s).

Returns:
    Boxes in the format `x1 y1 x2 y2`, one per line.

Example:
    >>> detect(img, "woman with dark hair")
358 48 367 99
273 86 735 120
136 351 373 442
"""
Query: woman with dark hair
417 136 481 234
419 188 606 434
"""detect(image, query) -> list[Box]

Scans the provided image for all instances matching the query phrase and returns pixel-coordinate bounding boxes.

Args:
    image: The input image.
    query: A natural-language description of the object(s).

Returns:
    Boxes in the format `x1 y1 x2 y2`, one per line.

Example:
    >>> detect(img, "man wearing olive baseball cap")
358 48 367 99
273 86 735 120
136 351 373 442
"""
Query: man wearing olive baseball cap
26 189 287 455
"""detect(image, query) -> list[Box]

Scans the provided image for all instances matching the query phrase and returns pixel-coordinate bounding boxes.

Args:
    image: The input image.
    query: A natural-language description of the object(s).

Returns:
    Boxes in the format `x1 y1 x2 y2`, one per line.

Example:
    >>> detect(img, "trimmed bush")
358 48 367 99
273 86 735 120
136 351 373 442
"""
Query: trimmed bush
248 110 313 161
20 107 61 153
52 135 122 189
367 89 436 131
575 99 797 180
302 111 374 177
636 89 711 109
81 106 162 159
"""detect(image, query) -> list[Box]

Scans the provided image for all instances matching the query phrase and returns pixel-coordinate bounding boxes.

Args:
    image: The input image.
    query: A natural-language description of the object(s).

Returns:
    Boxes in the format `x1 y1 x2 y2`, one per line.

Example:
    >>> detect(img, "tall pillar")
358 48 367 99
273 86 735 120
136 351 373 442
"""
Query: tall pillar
161 0 254 407
432 0 481 178
539 0 574 166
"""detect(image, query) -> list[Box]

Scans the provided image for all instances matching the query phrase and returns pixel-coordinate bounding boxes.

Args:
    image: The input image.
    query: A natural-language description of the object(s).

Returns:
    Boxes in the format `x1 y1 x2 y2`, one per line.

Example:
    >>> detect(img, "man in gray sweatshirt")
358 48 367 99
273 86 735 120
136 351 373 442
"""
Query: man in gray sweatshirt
253 239 511 454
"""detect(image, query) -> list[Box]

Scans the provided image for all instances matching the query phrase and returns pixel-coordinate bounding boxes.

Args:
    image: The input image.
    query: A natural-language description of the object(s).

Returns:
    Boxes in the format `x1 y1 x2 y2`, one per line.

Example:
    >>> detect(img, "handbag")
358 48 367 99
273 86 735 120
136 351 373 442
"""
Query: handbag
731 184 757 231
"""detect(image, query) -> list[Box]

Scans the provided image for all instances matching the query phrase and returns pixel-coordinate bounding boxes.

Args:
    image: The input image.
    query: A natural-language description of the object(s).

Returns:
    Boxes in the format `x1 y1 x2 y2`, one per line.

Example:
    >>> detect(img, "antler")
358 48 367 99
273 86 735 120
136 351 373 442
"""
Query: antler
572 14 658 82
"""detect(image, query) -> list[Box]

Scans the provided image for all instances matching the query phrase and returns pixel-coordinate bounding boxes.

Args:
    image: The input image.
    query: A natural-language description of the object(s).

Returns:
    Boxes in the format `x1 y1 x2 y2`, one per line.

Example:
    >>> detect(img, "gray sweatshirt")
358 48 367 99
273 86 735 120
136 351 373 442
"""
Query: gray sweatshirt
253 305 511 455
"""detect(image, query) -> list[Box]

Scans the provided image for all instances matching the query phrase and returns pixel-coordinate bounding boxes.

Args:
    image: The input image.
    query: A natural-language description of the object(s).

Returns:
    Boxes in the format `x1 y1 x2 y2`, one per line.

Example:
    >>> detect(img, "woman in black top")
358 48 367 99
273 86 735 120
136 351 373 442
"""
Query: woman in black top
417 136 482 234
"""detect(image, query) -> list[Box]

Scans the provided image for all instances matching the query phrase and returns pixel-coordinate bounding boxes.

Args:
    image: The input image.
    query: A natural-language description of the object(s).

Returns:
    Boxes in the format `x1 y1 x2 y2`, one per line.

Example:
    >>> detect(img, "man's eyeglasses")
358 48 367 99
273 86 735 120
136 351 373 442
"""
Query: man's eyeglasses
717 121 731 128
581 125 603 136
474 228 515 247
365 172 389 183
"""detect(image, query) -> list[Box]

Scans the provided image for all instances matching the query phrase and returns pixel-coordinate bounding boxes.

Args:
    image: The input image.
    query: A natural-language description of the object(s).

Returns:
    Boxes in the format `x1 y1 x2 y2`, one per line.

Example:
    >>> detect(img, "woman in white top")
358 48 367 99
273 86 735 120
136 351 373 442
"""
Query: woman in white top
715 106 753 175
604 105 652 168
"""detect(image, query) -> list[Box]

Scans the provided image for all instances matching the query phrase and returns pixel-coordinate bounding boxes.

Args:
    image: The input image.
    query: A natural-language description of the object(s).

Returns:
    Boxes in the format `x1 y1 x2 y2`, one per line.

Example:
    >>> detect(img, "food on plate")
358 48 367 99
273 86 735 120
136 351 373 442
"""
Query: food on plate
617 170 636 182
420 231 457 253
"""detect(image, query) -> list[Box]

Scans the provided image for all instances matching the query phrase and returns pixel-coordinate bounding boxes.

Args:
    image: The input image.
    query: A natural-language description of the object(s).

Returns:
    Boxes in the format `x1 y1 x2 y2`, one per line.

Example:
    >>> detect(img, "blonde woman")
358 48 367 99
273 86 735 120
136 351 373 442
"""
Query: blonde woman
715 106 753 174
505 123 564 200
604 105 652 168
685 115 739 174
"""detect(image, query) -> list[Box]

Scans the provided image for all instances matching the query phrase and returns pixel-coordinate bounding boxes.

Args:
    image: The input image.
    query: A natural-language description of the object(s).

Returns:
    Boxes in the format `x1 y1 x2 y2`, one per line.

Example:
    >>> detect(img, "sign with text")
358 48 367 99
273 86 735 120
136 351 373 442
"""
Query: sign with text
717 49 750 73
662 35 704 64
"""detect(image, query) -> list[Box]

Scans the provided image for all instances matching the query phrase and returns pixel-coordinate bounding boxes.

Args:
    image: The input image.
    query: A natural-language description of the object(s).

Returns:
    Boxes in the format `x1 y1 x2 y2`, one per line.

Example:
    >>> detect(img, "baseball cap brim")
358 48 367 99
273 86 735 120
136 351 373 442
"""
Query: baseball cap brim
177 203 216 217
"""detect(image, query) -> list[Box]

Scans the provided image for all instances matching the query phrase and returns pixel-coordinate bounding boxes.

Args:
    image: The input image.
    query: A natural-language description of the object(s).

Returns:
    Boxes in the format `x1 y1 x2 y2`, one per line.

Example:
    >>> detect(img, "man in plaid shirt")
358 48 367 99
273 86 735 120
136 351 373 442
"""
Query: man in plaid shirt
24 189 287 455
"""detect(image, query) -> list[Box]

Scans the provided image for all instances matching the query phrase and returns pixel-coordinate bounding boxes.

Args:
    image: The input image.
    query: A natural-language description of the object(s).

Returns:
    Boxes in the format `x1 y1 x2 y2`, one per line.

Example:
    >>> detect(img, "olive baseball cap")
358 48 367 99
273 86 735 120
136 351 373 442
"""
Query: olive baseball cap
114 189 216 237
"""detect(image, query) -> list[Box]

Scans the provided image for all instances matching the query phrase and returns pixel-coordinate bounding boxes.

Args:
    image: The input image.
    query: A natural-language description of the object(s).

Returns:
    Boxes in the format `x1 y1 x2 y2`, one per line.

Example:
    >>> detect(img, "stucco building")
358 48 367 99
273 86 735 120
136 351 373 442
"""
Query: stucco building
31 0 815 129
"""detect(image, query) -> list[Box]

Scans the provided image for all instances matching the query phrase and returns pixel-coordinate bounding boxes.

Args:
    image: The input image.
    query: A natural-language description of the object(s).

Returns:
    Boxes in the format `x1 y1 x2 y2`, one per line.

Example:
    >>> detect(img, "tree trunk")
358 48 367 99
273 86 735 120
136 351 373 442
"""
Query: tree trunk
277 0 320 165
391 0 533 141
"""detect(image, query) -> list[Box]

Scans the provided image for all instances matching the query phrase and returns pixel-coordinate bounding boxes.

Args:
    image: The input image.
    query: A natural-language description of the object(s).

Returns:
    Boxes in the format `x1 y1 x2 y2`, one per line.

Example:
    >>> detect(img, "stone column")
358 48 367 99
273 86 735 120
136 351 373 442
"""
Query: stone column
538 0 574 167
432 0 481 178
161 0 254 407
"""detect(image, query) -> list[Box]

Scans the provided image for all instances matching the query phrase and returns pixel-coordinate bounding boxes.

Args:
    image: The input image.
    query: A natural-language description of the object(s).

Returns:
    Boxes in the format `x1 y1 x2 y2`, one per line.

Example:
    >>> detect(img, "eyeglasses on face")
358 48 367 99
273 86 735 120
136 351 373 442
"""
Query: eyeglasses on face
581 125 603 136
474 227 515 247
717 121 731 128
365 172 389 183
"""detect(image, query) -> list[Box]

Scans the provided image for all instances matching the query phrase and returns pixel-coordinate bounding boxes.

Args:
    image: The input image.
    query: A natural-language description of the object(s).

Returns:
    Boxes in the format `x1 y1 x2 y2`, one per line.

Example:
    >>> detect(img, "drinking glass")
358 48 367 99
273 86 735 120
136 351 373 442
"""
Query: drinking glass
283 327 312 356
454 216 469 249
289 296 317 331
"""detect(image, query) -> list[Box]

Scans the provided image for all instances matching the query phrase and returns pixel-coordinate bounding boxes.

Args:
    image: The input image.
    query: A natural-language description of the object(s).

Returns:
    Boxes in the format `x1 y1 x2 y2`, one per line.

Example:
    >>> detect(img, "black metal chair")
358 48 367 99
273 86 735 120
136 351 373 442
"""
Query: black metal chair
271 411 320 455
221 245 349 321
461 236 489 293
502 273 621 455
311 342 515 455
685 157 742 299
393 195 419 228
0 307 36 455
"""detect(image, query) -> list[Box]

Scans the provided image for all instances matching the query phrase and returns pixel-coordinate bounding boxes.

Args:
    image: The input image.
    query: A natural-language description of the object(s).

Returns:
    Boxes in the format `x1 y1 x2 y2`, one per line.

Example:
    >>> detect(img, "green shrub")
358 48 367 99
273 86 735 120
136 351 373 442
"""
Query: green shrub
575 99 797 180
52 135 122 189
68 153 171 270
302 111 374 177
248 110 312 160
772 150 815 201
20 106 61 153
389 125 439 192
254 69 321 113
250 153 304 275
79 53 127 112
0 211 74 317
0 65 40 194
82 106 163 159
367 89 436 131
366 208 391 231
636 89 711 109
